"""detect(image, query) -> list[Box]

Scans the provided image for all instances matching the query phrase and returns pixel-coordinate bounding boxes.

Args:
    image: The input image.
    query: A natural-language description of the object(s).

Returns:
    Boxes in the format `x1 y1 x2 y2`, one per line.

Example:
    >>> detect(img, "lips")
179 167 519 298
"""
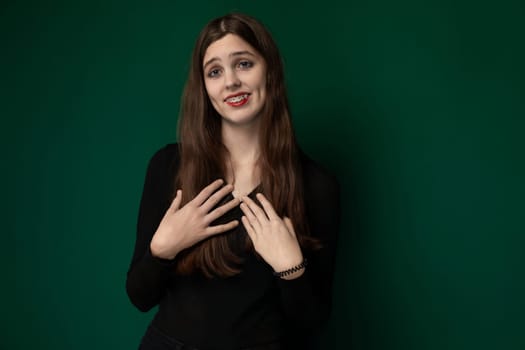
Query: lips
224 93 251 107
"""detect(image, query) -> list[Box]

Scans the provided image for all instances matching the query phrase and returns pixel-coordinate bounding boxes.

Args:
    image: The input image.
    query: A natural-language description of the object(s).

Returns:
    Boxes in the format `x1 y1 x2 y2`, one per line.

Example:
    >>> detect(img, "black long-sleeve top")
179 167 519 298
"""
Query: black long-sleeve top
126 143 340 350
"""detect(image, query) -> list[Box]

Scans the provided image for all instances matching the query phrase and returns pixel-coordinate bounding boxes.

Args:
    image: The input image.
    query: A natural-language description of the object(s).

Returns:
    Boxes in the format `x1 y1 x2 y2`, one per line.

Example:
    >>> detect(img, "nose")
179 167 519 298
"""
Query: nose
225 69 241 90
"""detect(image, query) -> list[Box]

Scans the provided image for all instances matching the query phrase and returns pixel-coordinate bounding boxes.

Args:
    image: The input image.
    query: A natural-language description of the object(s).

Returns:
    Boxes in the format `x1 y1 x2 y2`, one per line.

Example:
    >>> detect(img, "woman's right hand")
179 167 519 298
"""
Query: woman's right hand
150 179 240 260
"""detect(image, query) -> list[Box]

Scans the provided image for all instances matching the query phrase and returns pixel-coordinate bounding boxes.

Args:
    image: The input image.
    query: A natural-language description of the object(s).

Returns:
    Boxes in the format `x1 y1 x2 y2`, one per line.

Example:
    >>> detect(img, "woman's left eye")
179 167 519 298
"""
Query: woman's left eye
238 60 253 69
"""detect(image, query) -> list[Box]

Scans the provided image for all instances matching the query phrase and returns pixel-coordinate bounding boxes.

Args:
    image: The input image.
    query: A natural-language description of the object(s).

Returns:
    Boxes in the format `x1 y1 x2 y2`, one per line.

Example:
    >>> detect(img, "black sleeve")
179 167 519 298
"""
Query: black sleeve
125 144 179 312
277 157 341 331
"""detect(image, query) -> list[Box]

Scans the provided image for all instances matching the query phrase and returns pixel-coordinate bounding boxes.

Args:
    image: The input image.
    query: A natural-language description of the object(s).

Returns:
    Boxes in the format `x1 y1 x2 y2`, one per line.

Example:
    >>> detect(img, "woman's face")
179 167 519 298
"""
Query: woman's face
203 34 267 128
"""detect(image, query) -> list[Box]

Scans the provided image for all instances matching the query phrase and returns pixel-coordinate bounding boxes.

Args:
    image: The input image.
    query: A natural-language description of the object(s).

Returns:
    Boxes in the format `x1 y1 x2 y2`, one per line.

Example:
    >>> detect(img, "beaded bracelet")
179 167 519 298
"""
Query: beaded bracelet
273 259 308 278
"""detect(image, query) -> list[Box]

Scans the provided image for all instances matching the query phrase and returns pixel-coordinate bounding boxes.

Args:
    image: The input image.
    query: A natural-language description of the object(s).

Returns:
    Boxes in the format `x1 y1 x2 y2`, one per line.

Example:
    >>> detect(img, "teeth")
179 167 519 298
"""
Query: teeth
226 94 248 103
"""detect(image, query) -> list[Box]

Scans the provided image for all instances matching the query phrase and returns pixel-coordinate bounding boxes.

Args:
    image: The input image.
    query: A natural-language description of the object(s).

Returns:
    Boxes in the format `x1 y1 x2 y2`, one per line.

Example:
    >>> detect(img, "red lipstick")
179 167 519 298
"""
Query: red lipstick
224 93 251 107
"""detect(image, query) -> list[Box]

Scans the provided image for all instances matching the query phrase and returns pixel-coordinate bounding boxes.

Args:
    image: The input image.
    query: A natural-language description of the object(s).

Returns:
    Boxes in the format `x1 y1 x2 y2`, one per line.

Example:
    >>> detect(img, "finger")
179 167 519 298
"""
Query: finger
164 190 182 218
242 196 269 223
255 193 279 220
206 220 239 236
192 179 224 206
241 216 257 240
206 196 241 223
169 190 182 212
283 217 296 237
240 201 261 230
200 183 234 213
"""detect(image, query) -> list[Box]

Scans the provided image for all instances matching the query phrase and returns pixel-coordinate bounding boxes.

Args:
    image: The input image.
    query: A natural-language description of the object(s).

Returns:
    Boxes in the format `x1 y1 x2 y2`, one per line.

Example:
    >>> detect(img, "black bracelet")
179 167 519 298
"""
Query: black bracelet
273 259 308 278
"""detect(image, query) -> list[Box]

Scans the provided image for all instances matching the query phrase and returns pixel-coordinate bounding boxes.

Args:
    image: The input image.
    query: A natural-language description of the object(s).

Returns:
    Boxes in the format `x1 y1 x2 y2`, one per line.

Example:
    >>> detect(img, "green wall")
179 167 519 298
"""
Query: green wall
3 0 524 349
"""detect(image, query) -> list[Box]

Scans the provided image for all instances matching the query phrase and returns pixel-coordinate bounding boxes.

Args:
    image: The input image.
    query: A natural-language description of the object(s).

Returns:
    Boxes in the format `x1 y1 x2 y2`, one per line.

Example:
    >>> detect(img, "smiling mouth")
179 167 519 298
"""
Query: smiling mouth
225 93 250 106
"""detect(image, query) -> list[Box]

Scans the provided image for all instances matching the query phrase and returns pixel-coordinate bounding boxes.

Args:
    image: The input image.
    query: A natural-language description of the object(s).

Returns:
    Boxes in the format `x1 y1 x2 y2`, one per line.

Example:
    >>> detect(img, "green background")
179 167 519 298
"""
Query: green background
3 0 524 349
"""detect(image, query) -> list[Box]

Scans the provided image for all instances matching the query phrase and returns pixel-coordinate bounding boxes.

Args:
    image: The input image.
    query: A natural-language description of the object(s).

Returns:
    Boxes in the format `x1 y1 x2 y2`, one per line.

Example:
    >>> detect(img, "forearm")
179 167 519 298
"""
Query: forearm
126 247 174 312
277 251 335 329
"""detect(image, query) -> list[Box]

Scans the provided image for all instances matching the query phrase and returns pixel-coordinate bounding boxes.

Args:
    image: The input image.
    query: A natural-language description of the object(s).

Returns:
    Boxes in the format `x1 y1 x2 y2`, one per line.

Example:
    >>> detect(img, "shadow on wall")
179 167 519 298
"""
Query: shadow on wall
297 89 375 349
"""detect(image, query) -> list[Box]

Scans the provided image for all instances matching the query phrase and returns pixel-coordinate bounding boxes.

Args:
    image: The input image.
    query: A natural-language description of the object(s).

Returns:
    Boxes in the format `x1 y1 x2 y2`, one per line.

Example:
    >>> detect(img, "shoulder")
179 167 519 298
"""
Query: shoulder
148 143 180 167
298 148 341 240
145 143 181 178
299 149 340 198
149 142 180 163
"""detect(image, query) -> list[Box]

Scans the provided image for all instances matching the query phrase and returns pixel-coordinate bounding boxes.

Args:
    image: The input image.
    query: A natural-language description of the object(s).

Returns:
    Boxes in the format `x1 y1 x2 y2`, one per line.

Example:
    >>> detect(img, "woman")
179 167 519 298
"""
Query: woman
126 12 340 350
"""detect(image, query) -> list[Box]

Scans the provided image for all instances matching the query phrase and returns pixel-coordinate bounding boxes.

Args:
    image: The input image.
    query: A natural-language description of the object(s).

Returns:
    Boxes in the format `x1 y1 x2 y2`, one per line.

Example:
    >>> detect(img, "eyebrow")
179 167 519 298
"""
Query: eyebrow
203 50 256 70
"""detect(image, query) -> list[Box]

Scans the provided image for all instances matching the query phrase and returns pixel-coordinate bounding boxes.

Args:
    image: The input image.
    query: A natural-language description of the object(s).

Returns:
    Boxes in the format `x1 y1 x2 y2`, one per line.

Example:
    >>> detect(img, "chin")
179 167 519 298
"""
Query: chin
221 110 261 125
221 114 259 126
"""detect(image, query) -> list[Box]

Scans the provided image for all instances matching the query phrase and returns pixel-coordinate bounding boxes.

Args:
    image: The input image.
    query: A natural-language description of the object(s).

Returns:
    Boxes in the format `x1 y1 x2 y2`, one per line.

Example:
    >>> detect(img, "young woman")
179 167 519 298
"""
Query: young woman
126 12 340 350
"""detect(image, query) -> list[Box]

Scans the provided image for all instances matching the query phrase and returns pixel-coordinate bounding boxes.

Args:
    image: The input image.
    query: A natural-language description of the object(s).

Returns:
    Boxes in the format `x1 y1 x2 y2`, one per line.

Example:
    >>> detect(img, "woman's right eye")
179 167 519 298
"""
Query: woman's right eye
207 68 221 78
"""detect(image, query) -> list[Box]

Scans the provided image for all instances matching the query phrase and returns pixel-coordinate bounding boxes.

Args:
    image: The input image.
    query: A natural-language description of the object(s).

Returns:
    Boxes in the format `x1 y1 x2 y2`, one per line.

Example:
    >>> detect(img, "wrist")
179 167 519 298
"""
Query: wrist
273 258 307 280
150 240 178 260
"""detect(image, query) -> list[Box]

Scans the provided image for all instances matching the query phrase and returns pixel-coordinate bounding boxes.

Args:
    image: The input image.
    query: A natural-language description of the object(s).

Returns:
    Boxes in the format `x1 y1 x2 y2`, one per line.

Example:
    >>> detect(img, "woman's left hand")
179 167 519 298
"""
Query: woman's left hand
240 193 304 276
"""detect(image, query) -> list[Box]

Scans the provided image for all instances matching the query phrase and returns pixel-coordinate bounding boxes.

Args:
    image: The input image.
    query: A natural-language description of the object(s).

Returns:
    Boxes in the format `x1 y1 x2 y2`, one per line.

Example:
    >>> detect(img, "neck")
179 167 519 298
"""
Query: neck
221 122 260 166
221 121 261 188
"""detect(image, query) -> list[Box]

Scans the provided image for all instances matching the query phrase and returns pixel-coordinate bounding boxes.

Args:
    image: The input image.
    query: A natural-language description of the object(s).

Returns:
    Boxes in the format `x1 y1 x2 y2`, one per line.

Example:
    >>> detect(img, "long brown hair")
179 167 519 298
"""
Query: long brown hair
175 13 315 277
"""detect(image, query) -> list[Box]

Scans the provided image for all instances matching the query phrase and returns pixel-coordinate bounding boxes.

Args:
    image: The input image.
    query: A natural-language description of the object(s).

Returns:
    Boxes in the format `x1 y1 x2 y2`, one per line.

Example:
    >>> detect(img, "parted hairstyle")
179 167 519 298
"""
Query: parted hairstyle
175 12 317 277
